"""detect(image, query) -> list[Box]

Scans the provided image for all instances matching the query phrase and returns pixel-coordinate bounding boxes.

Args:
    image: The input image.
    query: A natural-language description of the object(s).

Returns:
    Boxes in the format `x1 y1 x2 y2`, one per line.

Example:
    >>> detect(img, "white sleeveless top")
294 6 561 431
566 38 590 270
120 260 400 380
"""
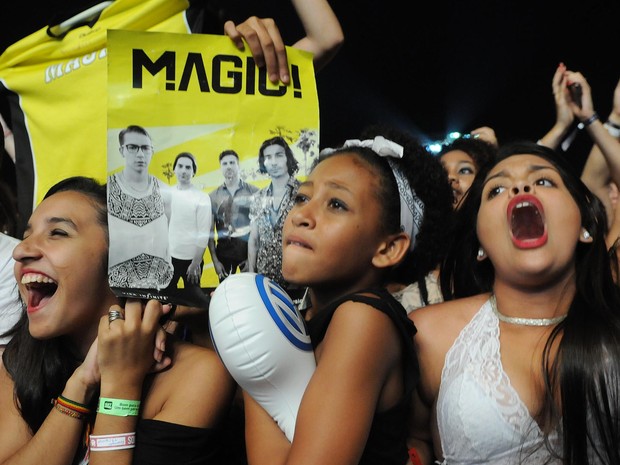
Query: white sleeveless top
436 299 562 464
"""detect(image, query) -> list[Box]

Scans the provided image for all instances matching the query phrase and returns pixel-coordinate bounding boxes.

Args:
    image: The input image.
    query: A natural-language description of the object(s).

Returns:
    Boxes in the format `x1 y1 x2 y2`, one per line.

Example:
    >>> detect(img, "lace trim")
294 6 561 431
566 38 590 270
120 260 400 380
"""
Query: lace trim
437 299 548 462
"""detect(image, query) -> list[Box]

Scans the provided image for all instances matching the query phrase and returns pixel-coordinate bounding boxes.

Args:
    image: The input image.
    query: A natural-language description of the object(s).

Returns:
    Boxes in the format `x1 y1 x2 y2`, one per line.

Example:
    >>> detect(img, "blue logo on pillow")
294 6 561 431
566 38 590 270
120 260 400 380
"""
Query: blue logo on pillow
255 274 312 351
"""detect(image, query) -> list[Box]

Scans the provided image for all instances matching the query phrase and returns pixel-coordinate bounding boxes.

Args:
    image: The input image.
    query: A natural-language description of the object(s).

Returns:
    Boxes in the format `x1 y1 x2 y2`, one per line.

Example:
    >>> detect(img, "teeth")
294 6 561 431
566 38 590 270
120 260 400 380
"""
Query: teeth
516 201 533 209
21 273 57 285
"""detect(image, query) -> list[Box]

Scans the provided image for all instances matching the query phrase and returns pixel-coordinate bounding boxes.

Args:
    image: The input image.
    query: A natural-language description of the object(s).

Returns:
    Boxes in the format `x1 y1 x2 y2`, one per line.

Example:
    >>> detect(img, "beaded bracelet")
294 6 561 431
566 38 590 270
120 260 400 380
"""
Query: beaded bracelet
97 397 141 417
90 432 136 451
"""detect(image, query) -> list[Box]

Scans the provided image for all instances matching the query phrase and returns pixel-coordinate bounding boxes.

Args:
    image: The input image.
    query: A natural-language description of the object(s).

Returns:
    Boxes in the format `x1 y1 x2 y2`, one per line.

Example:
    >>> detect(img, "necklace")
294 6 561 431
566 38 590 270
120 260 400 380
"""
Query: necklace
489 294 567 327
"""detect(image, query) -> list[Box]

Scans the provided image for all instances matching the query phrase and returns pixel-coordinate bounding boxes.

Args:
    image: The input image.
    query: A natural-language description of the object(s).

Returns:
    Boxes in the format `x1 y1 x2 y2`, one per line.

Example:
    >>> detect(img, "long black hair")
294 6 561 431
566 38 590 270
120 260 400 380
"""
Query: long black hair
2 176 107 433
440 141 620 464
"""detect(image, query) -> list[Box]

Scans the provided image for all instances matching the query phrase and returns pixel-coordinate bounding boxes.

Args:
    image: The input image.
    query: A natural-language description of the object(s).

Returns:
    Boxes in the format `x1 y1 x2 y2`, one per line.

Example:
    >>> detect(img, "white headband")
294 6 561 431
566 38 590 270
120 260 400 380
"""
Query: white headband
319 136 425 251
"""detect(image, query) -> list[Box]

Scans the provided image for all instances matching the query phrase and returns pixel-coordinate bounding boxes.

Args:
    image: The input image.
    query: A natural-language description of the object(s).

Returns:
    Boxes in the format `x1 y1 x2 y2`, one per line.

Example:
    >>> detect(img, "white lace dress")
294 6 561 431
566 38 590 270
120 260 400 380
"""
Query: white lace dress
436 299 562 464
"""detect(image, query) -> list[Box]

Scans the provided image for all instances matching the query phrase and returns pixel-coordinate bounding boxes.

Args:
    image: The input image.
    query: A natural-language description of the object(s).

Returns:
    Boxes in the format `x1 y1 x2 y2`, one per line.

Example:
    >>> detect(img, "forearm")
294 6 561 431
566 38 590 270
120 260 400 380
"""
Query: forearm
88 381 142 465
0 374 97 465
207 238 220 268
538 123 571 150
290 0 343 71
584 118 620 185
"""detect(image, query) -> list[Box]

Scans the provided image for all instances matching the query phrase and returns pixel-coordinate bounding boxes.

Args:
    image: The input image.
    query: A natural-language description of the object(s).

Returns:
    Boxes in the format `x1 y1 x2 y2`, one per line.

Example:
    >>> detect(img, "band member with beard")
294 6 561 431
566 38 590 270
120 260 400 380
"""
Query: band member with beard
208 150 258 282
248 137 300 292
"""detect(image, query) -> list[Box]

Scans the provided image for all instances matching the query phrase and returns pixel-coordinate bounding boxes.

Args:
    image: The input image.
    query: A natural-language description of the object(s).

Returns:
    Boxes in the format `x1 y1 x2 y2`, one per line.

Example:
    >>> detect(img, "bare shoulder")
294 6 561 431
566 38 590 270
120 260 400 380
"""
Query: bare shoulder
144 341 236 428
318 298 403 366
0 358 33 461
409 294 488 347
408 294 489 402
168 341 234 390
328 297 400 343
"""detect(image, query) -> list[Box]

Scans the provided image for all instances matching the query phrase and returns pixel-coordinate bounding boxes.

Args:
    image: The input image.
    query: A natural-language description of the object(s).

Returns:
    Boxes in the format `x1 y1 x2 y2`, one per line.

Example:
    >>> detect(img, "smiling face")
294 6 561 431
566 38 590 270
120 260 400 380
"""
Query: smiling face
477 154 585 287
262 143 289 180
440 149 477 209
281 153 387 292
13 191 117 346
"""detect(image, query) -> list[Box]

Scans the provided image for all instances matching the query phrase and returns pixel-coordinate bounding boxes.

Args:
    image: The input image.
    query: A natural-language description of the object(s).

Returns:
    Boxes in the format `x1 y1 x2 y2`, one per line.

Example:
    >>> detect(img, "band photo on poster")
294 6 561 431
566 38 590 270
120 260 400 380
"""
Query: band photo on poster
105 28 318 305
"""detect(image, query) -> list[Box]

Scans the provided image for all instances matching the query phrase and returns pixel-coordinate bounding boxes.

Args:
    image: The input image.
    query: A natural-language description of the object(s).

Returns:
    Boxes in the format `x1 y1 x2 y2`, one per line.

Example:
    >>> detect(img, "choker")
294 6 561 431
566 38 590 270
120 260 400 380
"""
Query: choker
489 294 567 327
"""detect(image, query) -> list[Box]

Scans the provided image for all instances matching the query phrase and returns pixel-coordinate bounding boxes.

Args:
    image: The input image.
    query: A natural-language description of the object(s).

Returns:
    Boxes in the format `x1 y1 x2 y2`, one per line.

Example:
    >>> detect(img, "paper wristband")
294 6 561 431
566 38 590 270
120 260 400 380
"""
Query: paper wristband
90 432 136 451
97 398 141 417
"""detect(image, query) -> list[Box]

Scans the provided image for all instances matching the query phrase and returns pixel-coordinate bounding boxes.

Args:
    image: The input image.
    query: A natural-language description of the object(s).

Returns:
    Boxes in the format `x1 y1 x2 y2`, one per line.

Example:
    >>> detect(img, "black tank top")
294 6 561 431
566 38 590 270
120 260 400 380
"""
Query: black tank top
306 289 419 465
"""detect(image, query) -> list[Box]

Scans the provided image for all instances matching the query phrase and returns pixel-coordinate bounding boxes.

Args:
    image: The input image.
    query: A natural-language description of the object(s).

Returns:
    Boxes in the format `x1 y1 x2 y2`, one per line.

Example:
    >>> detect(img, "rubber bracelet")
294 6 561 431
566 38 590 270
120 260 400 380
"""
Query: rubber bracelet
579 112 600 128
90 432 136 451
97 398 140 417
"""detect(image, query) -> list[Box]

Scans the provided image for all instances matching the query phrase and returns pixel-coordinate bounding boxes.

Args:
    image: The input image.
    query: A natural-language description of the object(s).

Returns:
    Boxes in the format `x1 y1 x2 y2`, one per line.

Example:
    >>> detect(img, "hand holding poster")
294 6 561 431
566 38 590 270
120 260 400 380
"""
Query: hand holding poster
106 30 319 305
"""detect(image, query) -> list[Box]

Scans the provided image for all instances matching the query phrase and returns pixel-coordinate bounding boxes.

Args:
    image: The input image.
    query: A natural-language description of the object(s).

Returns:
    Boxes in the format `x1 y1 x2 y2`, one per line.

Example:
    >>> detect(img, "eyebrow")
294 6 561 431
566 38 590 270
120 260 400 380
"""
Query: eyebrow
48 217 78 230
22 217 78 236
299 180 353 195
484 164 558 186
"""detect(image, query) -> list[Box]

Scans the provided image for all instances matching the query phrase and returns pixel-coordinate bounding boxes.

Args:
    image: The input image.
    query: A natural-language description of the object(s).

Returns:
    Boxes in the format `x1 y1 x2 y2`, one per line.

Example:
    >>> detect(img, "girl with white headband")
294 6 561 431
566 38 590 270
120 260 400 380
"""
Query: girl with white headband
241 126 452 465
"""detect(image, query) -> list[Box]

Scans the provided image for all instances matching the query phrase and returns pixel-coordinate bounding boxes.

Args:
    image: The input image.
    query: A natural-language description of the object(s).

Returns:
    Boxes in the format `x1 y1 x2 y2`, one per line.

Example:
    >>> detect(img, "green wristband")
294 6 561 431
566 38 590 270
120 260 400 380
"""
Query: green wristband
97 397 141 417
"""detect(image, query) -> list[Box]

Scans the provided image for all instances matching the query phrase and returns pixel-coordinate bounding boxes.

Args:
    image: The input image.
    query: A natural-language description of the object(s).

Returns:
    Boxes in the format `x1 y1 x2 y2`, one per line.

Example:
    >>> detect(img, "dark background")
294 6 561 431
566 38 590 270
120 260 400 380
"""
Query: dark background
2 0 620 183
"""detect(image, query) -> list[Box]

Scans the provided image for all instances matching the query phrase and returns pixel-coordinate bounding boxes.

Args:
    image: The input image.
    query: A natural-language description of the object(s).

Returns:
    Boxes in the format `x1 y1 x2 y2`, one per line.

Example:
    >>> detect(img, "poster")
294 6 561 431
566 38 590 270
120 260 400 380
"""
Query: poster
106 30 319 306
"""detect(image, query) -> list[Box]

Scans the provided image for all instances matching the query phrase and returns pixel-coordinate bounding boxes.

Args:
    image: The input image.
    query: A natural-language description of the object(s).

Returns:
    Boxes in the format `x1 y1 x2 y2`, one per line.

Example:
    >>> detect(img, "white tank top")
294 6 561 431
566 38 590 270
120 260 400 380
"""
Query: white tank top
436 299 561 464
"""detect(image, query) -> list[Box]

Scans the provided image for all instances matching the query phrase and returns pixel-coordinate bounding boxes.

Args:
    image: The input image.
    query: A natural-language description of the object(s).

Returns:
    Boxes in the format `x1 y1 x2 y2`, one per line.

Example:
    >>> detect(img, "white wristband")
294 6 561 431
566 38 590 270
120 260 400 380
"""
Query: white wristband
604 122 620 139
89 432 136 451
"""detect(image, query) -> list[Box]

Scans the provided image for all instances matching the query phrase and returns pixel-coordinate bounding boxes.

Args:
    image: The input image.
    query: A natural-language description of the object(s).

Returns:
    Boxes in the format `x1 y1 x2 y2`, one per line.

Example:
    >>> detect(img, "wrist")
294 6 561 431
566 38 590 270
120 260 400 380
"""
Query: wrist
609 113 620 126
579 112 600 129
604 121 620 139
100 381 143 400
65 371 98 404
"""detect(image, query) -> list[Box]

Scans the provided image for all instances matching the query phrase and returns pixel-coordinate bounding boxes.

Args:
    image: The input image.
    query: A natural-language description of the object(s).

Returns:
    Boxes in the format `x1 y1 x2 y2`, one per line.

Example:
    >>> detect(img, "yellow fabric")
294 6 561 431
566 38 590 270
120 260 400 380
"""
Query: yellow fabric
0 0 192 212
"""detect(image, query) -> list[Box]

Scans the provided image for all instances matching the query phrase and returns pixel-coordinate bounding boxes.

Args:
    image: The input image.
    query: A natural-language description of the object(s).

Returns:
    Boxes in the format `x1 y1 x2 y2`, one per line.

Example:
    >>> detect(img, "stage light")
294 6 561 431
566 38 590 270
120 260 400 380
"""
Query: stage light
426 143 442 154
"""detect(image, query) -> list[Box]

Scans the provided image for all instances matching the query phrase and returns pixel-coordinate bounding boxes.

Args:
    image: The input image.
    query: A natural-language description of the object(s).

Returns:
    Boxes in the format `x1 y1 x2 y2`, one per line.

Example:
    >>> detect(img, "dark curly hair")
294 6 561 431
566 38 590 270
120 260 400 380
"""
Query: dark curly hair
317 125 454 293
438 136 497 172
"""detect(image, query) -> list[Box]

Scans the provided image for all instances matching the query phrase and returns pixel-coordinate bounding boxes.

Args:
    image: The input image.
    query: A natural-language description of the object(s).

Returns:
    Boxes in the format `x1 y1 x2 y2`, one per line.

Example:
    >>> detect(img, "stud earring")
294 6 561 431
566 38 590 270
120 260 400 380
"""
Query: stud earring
477 247 485 259
583 230 591 240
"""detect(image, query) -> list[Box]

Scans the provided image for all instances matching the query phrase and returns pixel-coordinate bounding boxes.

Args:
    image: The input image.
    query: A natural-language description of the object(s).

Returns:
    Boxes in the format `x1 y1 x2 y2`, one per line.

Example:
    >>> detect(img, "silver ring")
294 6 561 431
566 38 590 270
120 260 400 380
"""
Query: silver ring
108 309 125 324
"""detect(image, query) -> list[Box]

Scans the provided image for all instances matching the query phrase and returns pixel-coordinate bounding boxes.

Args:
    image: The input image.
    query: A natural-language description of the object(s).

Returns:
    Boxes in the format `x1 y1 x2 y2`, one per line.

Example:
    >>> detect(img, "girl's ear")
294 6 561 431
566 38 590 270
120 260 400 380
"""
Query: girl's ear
372 232 410 269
